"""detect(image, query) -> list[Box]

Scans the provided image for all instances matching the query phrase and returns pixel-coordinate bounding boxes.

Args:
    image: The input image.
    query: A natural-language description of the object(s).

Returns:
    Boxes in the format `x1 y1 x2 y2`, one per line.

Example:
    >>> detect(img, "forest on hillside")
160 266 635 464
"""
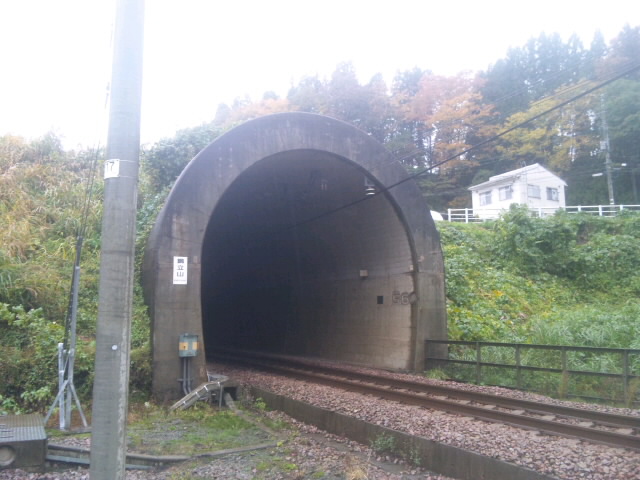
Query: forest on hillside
0 26 639 412
142 25 640 210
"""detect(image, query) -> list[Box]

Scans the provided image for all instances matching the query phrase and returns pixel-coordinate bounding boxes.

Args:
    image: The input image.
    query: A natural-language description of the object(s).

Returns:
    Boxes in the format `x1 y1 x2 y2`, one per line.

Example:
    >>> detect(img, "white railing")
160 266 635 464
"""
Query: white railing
446 205 640 222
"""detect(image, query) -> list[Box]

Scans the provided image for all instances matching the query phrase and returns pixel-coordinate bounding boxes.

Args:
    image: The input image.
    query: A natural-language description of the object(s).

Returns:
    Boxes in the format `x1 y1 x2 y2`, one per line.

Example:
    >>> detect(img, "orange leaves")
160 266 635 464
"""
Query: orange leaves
407 72 497 170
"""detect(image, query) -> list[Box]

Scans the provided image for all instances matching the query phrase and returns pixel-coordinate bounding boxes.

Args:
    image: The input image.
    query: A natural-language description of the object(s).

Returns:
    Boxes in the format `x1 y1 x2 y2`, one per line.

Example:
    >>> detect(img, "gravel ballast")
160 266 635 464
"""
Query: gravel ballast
0 422 452 480
1 359 637 479
210 360 640 480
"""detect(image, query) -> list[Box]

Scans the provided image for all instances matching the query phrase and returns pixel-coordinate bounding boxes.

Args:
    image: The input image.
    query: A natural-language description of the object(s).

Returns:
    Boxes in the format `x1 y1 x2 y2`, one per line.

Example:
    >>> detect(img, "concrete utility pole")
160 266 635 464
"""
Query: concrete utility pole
90 0 144 478
600 94 615 205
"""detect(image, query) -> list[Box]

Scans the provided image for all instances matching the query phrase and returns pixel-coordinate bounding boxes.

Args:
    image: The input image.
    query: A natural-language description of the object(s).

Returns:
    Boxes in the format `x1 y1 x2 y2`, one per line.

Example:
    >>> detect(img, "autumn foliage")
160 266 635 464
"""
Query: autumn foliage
157 26 640 211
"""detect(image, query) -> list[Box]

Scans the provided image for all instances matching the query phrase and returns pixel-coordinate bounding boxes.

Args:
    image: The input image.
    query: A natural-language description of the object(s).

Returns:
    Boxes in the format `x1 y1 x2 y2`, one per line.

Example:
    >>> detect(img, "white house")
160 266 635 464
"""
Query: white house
469 163 567 219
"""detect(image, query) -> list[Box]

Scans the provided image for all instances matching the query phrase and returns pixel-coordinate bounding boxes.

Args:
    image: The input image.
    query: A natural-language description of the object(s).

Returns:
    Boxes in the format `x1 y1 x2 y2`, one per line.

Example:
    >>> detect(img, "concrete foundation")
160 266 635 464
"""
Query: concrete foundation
251 387 557 480
0 414 46 470
143 113 447 398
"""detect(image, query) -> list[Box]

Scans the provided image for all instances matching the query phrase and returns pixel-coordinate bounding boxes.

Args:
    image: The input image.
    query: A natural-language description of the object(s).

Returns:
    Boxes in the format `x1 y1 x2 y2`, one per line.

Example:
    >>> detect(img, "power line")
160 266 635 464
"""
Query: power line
385 57 640 173
287 61 640 230
480 47 604 109
527 57 640 110
406 63 640 181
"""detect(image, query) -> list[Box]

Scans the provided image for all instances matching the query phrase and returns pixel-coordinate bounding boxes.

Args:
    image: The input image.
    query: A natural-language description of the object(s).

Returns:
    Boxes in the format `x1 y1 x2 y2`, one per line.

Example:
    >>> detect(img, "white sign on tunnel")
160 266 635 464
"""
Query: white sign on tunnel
173 256 188 285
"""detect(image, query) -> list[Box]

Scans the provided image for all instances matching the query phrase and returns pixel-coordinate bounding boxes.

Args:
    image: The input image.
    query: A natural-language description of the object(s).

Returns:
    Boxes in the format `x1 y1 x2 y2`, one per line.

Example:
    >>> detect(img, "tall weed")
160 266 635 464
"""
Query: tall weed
441 211 640 345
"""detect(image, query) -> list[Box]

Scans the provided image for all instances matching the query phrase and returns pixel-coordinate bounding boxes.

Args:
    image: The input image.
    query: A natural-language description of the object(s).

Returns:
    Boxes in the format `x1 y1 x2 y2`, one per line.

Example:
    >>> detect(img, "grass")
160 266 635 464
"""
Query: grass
248 396 292 433
125 402 271 456
370 433 395 455
46 399 343 479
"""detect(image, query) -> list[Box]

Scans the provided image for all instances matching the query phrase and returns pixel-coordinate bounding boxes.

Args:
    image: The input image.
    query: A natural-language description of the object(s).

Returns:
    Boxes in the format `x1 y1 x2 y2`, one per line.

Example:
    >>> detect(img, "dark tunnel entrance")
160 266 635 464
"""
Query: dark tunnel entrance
144 113 446 398
201 150 415 363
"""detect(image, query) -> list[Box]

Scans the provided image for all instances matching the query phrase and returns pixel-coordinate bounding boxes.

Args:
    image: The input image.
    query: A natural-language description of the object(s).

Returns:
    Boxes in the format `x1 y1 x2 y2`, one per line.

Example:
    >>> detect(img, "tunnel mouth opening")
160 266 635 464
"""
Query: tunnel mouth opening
202 149 416 369
146 112 447 397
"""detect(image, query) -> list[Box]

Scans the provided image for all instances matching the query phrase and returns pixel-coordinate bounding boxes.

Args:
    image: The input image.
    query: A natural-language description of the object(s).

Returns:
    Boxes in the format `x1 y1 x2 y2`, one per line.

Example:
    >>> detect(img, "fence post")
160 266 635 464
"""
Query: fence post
623 350 630 405
560 346 568 399
465 208 470 224
515 344 521 390
424 340 430 371
475 342 482 384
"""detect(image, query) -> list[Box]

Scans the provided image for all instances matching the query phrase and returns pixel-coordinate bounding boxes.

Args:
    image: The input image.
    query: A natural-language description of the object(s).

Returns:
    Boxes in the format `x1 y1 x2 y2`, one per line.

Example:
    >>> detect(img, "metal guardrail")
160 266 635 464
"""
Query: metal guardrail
425 340 640 405
446 205 640 222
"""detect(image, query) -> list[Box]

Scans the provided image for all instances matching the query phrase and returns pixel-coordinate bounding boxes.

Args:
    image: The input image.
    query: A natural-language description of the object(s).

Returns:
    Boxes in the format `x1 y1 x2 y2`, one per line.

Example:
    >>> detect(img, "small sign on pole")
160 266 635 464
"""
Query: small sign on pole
104 159 120 179
173 256 188 285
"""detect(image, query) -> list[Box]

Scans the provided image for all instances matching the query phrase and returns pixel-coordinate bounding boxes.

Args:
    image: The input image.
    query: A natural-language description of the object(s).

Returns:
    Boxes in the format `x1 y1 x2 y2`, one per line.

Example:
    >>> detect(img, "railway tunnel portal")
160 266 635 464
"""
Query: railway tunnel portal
143 113 447 398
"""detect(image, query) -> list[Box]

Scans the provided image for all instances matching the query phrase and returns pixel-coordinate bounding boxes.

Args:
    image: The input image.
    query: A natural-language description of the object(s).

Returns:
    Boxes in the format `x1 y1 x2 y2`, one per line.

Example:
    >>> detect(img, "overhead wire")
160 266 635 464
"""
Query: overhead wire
284 60 640 231
526 57 640 110
400 61 640 181
62 146 105 348
484 51 592 108
62 82 111 348
385 54 639 173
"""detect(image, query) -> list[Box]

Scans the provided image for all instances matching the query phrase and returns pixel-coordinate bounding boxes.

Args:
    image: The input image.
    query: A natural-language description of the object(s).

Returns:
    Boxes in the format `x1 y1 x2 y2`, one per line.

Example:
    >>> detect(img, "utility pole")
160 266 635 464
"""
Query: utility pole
600 94 615 205
632 164 638 204
44 237 88 432
90 0 144 478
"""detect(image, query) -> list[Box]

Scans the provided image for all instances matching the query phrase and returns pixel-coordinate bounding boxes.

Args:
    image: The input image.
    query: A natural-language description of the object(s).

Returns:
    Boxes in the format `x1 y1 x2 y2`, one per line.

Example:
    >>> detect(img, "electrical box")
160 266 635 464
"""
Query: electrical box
0 414 46 470
178 333 198 357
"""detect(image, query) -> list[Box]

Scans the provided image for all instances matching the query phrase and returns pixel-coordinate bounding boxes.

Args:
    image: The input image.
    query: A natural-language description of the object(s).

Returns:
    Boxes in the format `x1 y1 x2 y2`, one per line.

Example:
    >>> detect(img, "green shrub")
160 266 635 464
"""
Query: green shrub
0 304 62 411
441 212 640 344
370 433 395 455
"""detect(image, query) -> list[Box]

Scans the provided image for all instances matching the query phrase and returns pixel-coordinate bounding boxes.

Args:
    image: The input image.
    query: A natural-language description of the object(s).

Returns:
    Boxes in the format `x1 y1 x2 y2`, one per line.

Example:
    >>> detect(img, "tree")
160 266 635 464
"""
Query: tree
493 89 599 175
606 25 640 80
356 73 393 143
605 79 640 203
417 74 496 170
480 47 531 121
287 74 327 114
387 68 431 167
400 73 497 206
481 32 586 121
325 62 363 121
221 94 292 127
584 30 608 79
141 123 223 191
0 135 28 172
287 63 394 144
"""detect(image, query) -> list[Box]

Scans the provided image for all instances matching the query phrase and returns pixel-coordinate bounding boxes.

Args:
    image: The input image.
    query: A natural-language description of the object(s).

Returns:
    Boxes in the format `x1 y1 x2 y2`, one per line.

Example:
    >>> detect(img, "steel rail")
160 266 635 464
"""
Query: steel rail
210 352 640 451
213 350 640 429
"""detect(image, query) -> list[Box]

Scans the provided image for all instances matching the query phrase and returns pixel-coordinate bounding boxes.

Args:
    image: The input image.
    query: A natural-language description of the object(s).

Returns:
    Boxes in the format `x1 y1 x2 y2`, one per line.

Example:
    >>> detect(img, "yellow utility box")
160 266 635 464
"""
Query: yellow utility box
178 333 198 357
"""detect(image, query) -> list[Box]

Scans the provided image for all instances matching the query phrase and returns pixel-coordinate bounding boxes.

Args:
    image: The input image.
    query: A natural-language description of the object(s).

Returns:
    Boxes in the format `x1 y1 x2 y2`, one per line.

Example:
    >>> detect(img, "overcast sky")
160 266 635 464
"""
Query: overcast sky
1 0 638 149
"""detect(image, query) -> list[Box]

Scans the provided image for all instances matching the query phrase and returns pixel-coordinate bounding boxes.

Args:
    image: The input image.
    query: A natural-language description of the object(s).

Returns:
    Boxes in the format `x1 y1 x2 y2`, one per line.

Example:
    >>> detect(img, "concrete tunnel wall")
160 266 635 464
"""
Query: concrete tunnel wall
143 112 447 399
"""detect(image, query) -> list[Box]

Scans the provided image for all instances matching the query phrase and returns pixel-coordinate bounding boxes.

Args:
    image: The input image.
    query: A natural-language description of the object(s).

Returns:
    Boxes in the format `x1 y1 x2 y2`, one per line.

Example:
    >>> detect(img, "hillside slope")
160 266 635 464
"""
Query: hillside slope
0 134 639 412
439 207 640 348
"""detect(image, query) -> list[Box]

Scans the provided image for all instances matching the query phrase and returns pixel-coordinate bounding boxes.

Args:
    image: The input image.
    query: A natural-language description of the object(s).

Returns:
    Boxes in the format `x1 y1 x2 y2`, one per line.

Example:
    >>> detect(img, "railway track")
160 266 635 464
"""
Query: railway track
210 350 640 452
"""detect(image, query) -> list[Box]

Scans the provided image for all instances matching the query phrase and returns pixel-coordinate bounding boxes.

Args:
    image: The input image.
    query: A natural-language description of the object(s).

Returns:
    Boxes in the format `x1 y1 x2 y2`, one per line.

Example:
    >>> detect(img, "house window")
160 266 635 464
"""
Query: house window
479 190 492 206
527 184 541 199
547 187 559 201
499 185 513 201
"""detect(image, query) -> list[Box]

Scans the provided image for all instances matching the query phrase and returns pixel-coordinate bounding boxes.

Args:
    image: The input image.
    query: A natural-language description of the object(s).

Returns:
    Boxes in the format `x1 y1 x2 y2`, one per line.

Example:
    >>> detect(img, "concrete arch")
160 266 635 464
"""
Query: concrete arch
143 112 446 398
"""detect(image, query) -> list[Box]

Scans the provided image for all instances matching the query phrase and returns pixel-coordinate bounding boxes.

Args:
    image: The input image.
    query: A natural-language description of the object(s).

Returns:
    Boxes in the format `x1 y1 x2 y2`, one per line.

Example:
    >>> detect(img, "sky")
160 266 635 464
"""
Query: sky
1 0 638 149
